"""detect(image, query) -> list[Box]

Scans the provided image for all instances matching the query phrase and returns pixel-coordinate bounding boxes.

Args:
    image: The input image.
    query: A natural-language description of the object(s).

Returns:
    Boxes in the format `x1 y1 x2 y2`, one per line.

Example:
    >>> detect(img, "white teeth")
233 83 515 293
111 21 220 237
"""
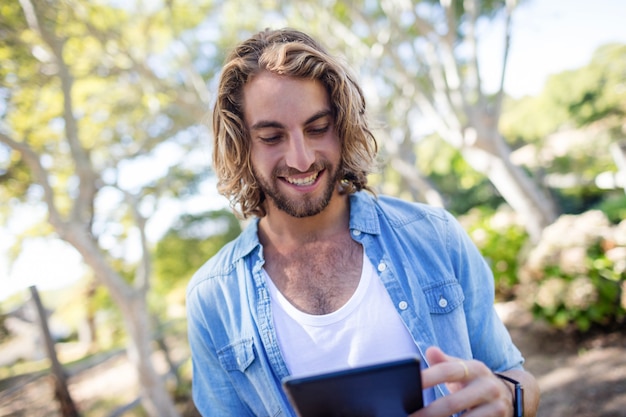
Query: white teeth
286 173 318 186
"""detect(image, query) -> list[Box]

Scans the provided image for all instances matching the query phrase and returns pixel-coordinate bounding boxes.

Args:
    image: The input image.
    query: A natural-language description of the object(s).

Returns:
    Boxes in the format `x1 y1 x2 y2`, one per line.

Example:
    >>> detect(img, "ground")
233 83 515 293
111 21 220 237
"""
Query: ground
1 302 625 416
497 301 626 417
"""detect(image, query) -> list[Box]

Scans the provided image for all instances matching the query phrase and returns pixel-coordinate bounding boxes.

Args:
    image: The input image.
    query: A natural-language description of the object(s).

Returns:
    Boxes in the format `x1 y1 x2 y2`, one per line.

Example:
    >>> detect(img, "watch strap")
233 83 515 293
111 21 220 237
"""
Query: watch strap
494 372 524 417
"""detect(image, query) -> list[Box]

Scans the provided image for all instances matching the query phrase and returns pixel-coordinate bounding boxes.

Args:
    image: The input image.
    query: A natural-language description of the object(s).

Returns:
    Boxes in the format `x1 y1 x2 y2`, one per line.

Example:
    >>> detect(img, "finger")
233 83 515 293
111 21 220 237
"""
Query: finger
421 346 467 389
413 374 509 417
421 347 475 387
424 346 472 379
450 376 513 417
457 360 470 379
424 346 447 365
420 359 474 389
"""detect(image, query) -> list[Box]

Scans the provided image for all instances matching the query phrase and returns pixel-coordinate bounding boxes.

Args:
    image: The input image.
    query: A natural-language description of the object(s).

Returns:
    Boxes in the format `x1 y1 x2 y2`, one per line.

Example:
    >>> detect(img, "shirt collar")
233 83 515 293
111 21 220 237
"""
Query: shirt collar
231 191 382 262
229 218 262 262
349 191 380 235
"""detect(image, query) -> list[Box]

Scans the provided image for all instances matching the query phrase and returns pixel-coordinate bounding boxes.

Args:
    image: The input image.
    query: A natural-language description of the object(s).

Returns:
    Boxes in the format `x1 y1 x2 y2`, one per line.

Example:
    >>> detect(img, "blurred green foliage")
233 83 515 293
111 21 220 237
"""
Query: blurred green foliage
499 43 626 222
0 0 624 369
152 209 242 298
486 43 626 333
501 43 626 143
593 193 626 225
460 205 626 332
459 207 528 301
417 137 506 214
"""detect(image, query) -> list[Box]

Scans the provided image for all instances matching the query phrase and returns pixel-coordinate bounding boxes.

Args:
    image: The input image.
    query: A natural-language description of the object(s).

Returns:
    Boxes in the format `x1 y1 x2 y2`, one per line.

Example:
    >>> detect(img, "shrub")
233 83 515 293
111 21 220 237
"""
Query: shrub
459 205 529 301
517 210 626 331
593 193 626 224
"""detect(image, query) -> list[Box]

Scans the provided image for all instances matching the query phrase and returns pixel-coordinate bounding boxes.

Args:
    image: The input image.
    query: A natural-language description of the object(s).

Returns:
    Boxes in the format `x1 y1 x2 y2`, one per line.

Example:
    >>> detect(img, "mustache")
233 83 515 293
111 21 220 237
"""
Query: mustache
273 161 327 177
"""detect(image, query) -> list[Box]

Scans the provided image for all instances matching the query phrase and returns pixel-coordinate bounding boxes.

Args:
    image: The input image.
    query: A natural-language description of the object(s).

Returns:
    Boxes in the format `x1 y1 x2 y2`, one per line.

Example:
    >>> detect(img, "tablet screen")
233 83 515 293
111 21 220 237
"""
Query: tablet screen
282 356 423 417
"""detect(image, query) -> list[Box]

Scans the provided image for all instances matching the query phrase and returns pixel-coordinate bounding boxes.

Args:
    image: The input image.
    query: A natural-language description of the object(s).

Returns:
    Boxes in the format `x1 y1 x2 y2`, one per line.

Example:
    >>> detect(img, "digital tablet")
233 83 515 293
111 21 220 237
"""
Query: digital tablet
282 356 423 417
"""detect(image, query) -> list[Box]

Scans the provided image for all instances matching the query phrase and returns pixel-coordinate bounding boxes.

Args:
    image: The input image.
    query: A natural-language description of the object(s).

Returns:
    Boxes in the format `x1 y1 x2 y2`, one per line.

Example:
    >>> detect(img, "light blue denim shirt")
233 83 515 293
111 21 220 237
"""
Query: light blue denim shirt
186 191 525 416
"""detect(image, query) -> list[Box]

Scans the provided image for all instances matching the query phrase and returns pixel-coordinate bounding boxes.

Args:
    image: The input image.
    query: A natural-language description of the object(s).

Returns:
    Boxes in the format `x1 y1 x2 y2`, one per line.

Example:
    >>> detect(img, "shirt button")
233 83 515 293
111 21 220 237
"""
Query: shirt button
377 262 386 272
438 297 448 308
398 301 408 310
352 230 361 236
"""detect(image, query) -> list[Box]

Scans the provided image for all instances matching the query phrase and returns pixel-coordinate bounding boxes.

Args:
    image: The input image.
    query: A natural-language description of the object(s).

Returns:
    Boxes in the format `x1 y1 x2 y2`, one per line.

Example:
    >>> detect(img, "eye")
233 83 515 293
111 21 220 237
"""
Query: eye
257 134 282 144
308 124 330 136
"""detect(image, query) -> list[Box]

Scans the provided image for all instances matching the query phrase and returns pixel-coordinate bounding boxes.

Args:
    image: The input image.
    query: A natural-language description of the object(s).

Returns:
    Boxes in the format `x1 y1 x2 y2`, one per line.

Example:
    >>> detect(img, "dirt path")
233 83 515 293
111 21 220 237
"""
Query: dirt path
498 301 626 417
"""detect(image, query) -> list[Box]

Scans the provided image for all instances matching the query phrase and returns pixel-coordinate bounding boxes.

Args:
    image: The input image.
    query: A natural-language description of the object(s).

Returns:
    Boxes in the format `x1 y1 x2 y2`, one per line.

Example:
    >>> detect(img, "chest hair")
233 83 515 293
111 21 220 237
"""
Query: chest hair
264 236 363 315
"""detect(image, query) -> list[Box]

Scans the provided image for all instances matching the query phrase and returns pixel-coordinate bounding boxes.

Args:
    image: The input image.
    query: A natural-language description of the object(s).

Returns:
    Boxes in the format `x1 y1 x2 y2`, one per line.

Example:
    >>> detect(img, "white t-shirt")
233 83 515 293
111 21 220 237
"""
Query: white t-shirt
264 252 420 377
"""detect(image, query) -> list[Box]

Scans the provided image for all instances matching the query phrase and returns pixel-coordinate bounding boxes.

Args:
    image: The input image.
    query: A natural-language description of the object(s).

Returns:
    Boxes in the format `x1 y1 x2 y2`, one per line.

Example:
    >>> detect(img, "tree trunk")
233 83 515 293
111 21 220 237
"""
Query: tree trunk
61 226 181 417
121 296 180 417
153 317 182 387
8 2 185 416
462 146 556 241
463 124 559 243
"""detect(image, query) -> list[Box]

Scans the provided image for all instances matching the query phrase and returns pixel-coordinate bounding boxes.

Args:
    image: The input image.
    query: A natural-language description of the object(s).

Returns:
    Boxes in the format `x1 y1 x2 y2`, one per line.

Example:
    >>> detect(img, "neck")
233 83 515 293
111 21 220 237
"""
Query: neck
258 190 350 248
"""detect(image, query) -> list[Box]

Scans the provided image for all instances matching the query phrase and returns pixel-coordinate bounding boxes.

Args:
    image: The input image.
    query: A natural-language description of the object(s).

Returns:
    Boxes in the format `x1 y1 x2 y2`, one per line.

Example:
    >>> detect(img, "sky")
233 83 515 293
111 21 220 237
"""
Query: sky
2 0 626 301
494 0 626 98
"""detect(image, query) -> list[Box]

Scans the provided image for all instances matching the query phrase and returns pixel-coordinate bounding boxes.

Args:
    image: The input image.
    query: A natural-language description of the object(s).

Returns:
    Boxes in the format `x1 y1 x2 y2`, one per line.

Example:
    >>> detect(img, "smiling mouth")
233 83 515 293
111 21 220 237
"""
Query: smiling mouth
285 172 319 186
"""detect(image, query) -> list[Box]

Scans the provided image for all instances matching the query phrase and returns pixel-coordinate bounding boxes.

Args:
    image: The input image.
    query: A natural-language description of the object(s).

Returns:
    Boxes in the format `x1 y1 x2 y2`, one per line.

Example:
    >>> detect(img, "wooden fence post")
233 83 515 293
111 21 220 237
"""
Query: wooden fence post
30 285 81 417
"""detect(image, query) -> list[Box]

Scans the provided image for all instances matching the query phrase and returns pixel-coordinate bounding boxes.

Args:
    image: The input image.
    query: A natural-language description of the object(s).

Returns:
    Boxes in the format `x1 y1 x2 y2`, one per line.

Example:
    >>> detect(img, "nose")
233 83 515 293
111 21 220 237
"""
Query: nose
285 132 315 172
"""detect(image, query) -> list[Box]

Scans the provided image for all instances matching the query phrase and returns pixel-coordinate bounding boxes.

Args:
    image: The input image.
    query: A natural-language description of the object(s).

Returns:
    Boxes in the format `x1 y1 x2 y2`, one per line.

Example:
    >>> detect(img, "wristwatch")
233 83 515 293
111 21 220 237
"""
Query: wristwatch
494 373 524 417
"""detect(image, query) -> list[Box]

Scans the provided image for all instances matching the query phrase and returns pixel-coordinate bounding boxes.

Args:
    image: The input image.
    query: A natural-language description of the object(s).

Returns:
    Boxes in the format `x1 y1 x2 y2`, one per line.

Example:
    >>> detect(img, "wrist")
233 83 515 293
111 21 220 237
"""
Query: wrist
494 373 524 417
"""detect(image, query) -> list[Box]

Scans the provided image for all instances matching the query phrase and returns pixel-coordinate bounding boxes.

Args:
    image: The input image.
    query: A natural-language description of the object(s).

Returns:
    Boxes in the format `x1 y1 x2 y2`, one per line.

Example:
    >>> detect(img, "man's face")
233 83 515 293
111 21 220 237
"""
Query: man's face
243 71 342 218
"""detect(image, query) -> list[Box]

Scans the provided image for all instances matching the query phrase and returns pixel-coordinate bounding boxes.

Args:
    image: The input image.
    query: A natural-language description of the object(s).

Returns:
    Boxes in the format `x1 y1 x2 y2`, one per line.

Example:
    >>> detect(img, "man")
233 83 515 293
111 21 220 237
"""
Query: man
187 28 540 417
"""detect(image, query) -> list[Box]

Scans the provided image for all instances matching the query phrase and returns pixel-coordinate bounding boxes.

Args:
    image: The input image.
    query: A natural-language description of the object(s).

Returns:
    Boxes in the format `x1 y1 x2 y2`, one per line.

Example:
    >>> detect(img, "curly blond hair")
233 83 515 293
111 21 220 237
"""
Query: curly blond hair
213 28 377 218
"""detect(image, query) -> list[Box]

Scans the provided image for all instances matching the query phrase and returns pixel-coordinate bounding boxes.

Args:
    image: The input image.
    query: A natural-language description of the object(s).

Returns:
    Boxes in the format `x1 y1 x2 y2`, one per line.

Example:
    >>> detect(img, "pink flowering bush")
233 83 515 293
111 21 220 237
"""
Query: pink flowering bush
517 211 626 331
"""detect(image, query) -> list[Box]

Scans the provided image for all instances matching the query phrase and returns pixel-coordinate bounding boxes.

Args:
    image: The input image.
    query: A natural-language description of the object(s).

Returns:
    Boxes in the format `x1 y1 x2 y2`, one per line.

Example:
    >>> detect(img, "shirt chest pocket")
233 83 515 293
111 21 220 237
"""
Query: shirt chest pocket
218 338 256 372
423 281 465 314
216 338 284 416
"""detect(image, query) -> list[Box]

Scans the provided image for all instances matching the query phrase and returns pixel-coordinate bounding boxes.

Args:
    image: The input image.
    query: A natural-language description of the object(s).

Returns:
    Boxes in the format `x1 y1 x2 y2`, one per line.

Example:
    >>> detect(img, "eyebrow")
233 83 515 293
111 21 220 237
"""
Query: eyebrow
250 109 333 131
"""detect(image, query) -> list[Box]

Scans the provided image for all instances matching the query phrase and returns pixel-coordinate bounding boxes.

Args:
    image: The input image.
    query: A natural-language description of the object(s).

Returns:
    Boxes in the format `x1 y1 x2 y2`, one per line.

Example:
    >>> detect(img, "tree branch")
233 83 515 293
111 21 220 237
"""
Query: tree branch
122 190 152 293
421 41 464 132
390 155 446 207
407 4 467 134
463 0 484 103
494 0 516 119
0 132 64 229
19 0 100 228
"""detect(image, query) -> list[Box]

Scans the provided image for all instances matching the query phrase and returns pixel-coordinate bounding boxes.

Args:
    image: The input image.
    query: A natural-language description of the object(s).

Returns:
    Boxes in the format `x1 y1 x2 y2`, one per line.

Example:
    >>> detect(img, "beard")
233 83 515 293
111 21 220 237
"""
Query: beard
254 160 343 218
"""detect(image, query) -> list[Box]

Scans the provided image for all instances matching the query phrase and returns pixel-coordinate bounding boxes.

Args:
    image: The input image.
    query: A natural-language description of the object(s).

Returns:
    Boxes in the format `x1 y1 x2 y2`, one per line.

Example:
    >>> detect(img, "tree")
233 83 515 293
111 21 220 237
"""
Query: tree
502 43 626 143
0 1 216 415
500 43 626 213
259 0 560 241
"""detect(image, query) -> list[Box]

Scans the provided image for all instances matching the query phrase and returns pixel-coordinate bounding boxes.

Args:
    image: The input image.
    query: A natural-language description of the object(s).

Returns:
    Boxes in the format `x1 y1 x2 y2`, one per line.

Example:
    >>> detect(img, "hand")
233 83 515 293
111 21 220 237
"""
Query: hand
410 347 514 417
